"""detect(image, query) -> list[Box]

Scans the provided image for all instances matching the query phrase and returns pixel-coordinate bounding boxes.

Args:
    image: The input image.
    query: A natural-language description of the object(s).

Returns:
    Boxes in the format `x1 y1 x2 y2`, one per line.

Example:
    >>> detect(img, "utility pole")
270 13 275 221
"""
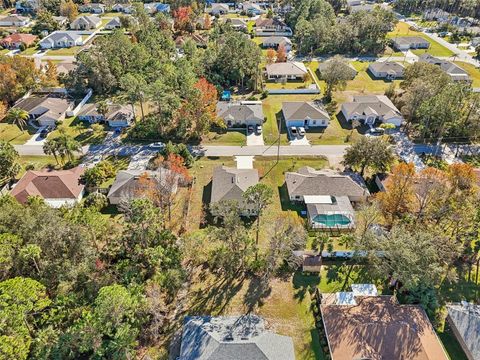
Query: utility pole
277 114 282 163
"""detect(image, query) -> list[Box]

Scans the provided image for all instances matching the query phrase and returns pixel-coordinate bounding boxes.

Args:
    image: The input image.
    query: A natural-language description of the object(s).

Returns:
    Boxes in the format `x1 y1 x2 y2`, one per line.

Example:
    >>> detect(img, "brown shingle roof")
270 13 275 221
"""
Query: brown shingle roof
321 296 449 360
11 167 85 204
1 33 37 46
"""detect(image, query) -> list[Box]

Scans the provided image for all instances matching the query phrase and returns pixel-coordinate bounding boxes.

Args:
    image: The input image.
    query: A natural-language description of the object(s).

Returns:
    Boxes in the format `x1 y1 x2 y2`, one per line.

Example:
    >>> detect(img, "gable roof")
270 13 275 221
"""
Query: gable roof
368 61 405 75
14 95 73 121
39 31 82 45
392 36 430 46
216 102 264 122
70 15 101 28
11 167 85 204
107 169 178 200
262 36 291 46
321 296 449 360
342 95 402 120
447 303 480 360
106 17 121 27
211 3 229 11
210 166 259 203
255 17 287 28
266 61 307 76
285 167 369 199
282 101 329 121
0 14 30 23
180 315 295 360
418 54 470 79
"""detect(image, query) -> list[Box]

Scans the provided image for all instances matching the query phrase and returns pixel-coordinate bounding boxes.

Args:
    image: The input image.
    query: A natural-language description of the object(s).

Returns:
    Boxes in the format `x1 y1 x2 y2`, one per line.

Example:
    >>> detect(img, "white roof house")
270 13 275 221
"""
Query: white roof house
341 95 404 127
0 14 31 27
266 61 308 80
70 15 101 30
39 31 83 49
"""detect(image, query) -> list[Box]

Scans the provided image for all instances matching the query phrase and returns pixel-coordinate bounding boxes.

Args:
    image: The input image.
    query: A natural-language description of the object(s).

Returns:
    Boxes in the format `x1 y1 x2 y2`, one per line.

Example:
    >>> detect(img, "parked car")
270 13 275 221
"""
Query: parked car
39 125 54 138
290 126 297 136
256 124 262 134
366 127 385 137
150 142 164 149
247 125 254 133
298 127 306 136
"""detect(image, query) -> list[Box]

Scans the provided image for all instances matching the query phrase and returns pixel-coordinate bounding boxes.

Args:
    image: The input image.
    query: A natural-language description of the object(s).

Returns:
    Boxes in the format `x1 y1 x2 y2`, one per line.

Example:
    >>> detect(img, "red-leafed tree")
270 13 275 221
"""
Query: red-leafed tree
266 48 276 64
204 14 211 30
276 44 287 62
173 6 193 32
194 77 218 123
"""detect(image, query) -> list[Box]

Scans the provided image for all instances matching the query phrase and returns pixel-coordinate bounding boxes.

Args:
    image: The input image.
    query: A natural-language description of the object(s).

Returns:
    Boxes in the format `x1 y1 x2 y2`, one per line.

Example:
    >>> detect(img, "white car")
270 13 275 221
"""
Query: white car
366 128 385 137
150 142 164 149
290 126 298 136
298 127 306 136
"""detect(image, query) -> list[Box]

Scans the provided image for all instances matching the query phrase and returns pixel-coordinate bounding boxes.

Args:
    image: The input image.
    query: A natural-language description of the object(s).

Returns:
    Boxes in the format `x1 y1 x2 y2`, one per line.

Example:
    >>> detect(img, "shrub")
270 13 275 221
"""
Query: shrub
83 192 108 210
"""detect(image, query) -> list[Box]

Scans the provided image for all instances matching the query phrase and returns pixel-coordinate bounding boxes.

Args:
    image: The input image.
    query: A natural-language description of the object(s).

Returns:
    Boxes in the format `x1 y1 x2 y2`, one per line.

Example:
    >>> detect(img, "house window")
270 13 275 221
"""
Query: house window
312 120 316 125
321 120 325 125
295 195 300 200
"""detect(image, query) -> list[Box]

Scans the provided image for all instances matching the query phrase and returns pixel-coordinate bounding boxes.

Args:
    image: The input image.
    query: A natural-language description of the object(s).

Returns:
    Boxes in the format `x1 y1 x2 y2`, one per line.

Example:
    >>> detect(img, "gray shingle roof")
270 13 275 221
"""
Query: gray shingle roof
216 102 264 123
266 61 307 77
342 95 402 120
70 15 101 28
282 101 329 121
285 167 369 199
262 36 291 46
447 303 480 360
392 36 430 47
107 169 178 200
210 166 259 203
418 54 470 80
180 315 295 360
40 31 82 44
368 61 405 76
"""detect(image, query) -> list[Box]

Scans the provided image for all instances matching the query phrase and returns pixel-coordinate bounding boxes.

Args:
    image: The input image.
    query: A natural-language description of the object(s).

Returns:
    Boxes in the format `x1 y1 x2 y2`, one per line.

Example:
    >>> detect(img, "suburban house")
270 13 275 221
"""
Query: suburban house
53 16 68 26
79 3 105 13
55 61 76 75
78 103 134 127
210 165 259 215
349 3 376 13
265 61 308 81
320 294 449 360
10 167 85 208
216 101 264 127
368 61 405 79
424 8 450 22
341 95 404 127
143 3 171 14
105 17 122 30
0 33 37 49
285 167 369 230
0 14 31 27
208 3 229 15
446 302 480 360
282 101 330 128
227 17 248 30
15 0 39 13
39 31 83 49
261 36 292 51
255 17 292 37
346 0 362 6
70 15 101 30
242 2 265 15
391 36 430 51
179 315 295 360
112 3 133 13
418 54 471 82
13 90 74 126
107 169 179 205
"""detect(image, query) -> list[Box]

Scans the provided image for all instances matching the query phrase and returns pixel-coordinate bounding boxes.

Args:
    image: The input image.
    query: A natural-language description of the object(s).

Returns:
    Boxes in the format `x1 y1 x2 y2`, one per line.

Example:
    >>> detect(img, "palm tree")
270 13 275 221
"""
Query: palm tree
6 108 29 132
43 139 60 165
56 133 82 163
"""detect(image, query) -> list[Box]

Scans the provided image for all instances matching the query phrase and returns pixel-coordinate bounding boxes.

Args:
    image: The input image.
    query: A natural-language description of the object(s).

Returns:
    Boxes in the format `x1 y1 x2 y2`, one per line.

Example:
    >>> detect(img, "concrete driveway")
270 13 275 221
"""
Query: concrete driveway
287 128 310 146
24 127 47 146
246 131 264 146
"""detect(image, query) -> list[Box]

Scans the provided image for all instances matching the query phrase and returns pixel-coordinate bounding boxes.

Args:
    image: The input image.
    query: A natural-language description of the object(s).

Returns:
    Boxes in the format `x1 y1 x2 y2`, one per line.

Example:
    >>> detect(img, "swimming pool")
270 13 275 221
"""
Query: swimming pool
313 214 352 227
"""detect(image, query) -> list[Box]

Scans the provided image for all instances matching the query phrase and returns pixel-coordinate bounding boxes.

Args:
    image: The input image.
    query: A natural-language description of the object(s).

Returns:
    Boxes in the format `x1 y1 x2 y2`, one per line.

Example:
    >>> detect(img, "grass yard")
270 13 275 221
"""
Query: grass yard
347 61 402 93
0 123 37 145
49 117 106 145
16 155 59 178
387 22 454 57
187 156 329 243
20 46 39 55
454 61 480 87
45 46 83 56
185 271 322 360
202 129 246 146
0 48 10 55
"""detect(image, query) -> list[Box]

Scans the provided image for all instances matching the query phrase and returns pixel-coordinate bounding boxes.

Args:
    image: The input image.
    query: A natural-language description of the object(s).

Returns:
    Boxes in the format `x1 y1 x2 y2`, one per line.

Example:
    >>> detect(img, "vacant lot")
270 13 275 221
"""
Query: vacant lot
0 123 36 145
202 129 246 146
46 46 83 56
454 61 480 87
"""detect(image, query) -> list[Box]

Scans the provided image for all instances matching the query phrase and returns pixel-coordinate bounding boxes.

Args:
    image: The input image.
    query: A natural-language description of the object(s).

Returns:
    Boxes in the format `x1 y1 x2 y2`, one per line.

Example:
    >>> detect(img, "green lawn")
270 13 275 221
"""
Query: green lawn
0 48 10 55
455 61 480 87
49 117 106 145
16 155 59 177
387 22 454 57
45 46 83 56
437 322 469 360
19 46 39 55
201 129 246 146
0 123 36 145
347 61 402 93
